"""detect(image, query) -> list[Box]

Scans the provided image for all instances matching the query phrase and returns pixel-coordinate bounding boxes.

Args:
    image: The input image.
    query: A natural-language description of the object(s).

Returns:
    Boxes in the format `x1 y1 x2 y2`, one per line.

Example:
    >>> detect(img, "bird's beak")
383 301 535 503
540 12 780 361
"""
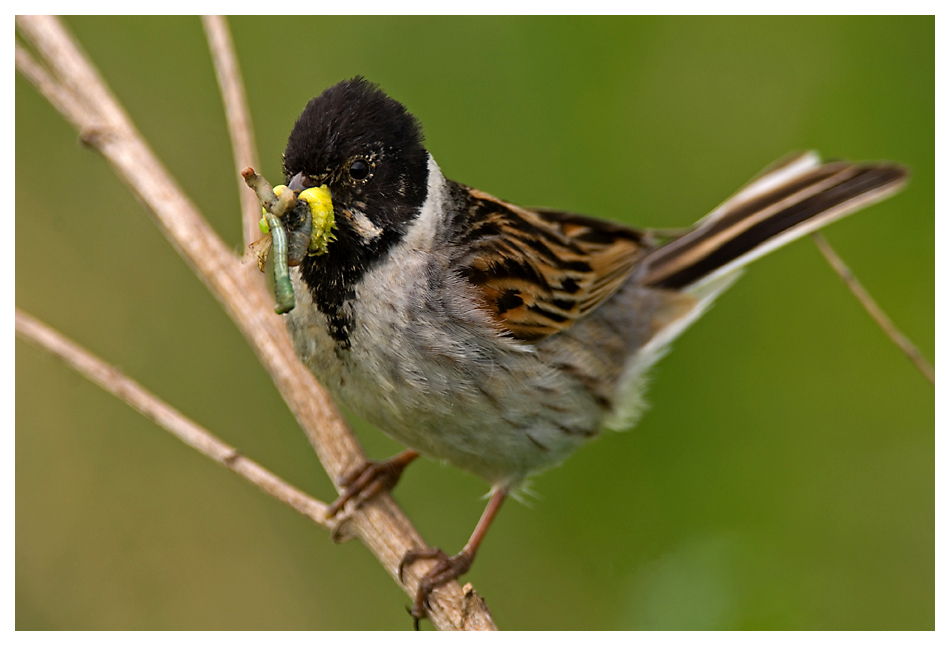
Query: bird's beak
287 172 307 193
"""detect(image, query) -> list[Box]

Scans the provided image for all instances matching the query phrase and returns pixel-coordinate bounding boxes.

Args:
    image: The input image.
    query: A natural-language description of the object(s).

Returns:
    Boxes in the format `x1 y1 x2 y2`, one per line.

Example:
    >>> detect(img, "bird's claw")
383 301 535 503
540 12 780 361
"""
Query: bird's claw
398 547 474 629
326 453 414 518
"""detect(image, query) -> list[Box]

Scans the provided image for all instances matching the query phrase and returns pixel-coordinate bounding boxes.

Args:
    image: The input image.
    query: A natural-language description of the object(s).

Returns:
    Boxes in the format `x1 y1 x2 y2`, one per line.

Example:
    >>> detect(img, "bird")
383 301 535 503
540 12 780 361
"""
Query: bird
272 76 908 626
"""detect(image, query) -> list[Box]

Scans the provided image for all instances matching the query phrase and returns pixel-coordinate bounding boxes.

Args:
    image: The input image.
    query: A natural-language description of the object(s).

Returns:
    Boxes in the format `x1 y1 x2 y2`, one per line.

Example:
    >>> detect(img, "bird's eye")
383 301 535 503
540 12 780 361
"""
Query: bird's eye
349 159 370 181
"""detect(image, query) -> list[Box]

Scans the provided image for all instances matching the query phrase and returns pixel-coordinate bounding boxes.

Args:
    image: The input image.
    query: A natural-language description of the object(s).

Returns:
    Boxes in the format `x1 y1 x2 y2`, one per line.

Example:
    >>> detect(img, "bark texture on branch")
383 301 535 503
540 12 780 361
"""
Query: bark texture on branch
15 14 496 631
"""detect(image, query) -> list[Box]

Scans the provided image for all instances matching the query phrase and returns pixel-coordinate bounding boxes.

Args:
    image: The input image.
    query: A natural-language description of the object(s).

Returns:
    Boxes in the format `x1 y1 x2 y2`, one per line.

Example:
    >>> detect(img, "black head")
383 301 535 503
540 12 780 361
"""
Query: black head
283 77 429 233
283 78 431 346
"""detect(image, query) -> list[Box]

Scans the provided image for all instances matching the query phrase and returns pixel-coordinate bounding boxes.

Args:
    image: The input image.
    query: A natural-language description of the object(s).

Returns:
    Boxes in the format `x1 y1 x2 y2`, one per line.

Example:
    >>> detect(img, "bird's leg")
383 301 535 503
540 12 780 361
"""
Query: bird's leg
326 449 419 518
399 487 507 629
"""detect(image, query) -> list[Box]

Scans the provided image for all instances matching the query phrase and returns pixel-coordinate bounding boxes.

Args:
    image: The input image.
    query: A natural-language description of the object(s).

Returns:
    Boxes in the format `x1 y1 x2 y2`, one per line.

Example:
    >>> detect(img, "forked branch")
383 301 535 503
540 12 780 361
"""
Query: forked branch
14 14 495 631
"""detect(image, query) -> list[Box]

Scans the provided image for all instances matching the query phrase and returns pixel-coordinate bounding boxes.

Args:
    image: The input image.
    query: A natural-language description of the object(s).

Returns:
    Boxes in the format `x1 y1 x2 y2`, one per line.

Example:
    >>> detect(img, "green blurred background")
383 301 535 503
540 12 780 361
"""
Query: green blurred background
16 16 933 630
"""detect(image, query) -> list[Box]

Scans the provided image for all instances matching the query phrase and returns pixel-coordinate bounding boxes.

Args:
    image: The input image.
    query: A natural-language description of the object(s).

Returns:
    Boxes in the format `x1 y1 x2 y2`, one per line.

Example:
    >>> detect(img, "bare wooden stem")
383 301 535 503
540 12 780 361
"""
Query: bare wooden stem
15 15 495 631
812 232 934 385
201 15 264 252
15 309 333 528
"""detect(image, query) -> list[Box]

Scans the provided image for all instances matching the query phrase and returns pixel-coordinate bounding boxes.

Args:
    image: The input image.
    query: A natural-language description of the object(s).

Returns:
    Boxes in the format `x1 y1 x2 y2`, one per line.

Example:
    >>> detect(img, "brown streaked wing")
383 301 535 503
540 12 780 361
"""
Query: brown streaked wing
456 188 650 342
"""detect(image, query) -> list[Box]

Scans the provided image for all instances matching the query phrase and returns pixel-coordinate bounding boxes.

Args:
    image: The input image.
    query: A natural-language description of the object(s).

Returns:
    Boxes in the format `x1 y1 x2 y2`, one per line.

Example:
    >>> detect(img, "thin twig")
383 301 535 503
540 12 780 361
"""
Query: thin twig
15 41 92 126
812 232 934 385
15 15 496 631
201 15 263 252
15 308 333 528
243 166 292 214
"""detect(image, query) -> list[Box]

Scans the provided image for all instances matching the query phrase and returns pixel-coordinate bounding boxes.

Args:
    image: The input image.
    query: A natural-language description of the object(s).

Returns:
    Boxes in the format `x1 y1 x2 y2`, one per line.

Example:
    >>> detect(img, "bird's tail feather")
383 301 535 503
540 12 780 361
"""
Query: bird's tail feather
639 151 909 293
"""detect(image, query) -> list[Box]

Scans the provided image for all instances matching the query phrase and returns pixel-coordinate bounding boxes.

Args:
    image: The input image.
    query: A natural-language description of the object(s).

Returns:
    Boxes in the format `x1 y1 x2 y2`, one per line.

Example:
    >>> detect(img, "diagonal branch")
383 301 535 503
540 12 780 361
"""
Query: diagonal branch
202 15 263 252
16 308 332 528
812 233 934 385
15 15 495 631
